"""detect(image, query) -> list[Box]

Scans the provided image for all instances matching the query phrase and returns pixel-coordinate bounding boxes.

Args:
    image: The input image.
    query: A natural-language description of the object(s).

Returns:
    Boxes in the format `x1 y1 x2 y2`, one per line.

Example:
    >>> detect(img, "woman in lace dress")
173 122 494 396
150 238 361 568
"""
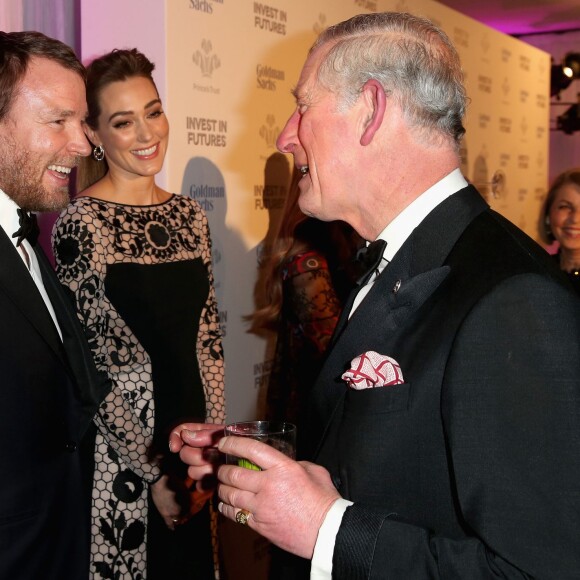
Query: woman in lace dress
52 49 224 579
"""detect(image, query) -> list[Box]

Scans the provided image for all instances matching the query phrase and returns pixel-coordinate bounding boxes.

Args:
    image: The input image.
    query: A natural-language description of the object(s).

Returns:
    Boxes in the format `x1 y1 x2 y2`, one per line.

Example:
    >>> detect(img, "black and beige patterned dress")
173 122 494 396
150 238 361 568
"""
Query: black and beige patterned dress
52 194 225 579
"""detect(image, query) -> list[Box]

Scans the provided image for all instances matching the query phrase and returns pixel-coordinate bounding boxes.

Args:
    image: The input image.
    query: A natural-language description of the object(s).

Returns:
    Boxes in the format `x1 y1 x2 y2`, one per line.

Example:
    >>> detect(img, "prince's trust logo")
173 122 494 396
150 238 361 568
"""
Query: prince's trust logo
193 40 221 78
259 115 280 149
192 40 221 95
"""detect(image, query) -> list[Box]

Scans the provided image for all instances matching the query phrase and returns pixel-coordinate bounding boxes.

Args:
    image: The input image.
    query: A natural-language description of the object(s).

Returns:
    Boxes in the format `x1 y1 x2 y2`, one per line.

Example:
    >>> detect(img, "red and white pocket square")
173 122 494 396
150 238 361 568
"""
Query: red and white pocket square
342 351 404 390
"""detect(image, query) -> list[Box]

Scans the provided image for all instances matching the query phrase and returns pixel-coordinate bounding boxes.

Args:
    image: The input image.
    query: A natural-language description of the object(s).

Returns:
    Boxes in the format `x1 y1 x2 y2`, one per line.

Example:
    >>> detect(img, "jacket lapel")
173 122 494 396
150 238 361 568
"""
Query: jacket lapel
0 226 110 436
34 245 111 436
0 229 64 358
310 185 488 458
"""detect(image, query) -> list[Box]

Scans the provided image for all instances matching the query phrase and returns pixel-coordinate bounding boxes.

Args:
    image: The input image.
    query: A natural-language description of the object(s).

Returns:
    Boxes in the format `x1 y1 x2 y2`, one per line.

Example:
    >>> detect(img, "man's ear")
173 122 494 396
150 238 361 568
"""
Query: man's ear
84 123 100 147
360 79 386 146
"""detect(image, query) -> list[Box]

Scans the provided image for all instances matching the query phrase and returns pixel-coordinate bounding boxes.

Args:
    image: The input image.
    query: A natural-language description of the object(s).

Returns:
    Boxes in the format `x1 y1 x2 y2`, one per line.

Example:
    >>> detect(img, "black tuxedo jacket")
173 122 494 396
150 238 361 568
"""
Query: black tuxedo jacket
0 228 110 579
305 186 580 579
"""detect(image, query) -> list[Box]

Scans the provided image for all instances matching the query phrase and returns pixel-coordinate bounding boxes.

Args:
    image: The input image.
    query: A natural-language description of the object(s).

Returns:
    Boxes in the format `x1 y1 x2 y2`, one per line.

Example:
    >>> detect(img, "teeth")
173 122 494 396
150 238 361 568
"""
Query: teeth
48 165 71 174
299 165 309 175
133 145 157 156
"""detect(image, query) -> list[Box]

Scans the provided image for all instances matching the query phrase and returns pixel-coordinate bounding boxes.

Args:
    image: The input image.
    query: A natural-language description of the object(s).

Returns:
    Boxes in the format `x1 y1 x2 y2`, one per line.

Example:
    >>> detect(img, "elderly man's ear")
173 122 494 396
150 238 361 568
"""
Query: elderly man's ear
360 79 387 146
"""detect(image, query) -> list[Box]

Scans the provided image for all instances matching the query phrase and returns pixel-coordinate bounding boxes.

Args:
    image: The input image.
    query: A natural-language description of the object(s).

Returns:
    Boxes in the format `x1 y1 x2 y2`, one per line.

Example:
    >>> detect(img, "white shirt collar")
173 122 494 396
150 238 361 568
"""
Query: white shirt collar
350 169 468 317
375 168 468 264
0 188 23 249
0 188 63 340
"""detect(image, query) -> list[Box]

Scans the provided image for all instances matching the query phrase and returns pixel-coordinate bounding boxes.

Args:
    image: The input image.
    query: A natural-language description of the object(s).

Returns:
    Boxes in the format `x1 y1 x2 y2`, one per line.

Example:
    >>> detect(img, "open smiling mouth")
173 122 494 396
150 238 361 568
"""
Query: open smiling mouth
48 165 72 179
132 144 158 156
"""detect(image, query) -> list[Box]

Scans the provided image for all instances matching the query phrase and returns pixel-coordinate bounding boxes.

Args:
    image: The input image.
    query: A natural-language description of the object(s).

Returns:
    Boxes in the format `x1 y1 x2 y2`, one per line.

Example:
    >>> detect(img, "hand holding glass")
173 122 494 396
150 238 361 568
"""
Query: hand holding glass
224 421 296 469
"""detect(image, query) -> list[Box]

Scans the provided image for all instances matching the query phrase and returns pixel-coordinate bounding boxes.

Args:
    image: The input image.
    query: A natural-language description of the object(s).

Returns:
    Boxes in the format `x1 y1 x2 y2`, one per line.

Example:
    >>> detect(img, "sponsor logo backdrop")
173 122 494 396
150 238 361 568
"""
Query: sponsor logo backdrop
165 0 550 425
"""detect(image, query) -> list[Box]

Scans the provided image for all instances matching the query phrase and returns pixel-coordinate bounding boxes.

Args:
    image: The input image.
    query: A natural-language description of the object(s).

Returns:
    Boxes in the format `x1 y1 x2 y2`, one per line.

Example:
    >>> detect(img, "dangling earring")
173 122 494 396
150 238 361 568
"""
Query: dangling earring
544 215 553 239
93 145 105 162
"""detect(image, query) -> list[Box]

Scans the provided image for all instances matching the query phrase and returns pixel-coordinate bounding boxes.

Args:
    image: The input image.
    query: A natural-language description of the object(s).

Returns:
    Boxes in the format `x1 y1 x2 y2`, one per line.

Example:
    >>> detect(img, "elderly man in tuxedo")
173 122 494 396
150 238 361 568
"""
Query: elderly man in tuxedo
0 31 110 579
171 12 580 579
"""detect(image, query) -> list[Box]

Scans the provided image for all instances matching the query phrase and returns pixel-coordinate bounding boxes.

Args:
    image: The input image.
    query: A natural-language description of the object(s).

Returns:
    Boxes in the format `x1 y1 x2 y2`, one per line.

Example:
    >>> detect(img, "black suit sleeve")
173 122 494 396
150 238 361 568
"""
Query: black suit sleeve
333 274 580 579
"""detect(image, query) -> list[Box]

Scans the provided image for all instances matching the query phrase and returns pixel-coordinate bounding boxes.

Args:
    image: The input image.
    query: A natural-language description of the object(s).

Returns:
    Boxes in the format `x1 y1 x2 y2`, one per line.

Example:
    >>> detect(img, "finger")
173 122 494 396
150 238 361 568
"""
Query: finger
217 479 260 518
217 464 263 499
218 501 253 528
165 515 180 530
181 426 224 447
186 463 215 483
179 444 211 468
169 422 203 452
168 430 184 453
217 436 293 470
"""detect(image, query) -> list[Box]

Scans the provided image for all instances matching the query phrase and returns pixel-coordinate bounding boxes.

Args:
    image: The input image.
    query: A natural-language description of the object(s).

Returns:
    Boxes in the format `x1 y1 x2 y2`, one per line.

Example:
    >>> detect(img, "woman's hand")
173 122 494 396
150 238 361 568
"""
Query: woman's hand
169 422 224 490
150 474 183 530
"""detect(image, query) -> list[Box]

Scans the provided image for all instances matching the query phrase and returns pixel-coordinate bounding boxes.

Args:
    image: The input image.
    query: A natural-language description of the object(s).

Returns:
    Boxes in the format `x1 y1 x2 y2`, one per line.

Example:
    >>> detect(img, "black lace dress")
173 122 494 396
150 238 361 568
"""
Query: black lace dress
53 194 225 579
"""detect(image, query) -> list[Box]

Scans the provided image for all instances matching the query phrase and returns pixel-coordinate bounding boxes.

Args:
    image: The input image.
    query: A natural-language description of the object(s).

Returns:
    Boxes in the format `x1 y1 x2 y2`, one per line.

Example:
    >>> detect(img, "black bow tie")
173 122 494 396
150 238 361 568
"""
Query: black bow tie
355 238 387 286
12 208 39 247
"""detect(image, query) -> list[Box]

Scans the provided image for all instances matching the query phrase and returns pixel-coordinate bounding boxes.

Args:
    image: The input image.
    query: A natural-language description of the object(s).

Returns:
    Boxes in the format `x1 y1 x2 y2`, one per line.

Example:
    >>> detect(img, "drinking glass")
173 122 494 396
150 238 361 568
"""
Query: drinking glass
223 420 296 469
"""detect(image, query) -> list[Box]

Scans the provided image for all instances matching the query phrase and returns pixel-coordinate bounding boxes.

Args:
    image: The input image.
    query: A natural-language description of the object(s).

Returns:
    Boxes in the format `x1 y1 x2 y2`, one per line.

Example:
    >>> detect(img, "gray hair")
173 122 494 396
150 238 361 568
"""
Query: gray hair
311 12 467 148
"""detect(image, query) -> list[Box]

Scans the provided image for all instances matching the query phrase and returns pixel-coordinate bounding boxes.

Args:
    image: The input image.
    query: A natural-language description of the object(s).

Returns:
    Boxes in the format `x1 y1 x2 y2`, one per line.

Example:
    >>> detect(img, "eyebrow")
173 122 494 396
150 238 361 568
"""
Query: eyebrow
47 108 76 118
291 87 307 105
108 98 162 122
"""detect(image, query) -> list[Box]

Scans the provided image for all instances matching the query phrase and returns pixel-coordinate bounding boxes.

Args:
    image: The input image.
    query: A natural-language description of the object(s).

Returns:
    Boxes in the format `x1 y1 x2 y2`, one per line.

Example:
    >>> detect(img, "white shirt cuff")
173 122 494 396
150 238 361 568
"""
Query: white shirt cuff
310 498 353 579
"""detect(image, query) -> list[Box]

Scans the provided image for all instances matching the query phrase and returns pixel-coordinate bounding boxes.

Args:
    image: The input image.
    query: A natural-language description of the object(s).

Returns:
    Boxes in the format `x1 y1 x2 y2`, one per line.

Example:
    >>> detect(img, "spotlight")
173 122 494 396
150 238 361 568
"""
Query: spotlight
551 62 573 98
563 52 580 79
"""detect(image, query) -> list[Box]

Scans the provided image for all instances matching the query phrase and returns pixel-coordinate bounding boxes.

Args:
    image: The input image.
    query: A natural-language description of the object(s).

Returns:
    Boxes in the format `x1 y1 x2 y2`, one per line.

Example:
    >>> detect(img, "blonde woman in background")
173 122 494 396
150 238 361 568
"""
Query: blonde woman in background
543 168 580 295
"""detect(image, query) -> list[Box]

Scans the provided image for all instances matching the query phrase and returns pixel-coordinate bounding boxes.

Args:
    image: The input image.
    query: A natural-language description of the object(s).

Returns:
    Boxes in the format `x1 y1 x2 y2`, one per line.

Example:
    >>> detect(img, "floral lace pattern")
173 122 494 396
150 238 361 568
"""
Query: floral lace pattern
53 194 225 579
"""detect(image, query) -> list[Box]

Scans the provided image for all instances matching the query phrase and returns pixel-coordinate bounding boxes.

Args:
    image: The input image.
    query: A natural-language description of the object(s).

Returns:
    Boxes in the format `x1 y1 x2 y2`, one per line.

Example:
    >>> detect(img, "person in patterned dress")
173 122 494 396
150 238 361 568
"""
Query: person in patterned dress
52 48 225 580
248 168 361 456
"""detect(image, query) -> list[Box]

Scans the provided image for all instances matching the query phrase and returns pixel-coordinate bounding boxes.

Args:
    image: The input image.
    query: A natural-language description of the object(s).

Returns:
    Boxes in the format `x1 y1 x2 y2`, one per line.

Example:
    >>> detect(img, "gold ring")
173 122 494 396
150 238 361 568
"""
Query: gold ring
235 509 251 526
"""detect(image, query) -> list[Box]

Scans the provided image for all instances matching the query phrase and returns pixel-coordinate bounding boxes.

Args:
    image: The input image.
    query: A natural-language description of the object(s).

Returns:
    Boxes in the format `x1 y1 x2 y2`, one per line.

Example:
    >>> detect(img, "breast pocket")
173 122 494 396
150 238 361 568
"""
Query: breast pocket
337 384 413 499
344 382 411 416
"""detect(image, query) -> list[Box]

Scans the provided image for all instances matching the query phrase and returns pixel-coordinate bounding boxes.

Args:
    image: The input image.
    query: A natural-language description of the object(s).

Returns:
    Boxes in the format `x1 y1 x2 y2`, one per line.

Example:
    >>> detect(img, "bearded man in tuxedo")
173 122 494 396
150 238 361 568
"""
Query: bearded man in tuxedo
171 12 580 579
0 31 109 579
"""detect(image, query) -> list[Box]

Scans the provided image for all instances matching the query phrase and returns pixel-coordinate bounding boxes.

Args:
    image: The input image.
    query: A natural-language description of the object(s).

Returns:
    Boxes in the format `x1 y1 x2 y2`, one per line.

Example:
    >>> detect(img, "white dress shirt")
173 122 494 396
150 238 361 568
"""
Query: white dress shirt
310 169 468 579
0 189 62 340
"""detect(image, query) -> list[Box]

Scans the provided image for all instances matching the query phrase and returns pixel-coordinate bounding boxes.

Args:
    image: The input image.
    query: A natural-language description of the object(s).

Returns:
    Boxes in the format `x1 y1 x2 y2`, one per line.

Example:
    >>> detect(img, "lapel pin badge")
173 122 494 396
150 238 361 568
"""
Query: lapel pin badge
393 279 401 294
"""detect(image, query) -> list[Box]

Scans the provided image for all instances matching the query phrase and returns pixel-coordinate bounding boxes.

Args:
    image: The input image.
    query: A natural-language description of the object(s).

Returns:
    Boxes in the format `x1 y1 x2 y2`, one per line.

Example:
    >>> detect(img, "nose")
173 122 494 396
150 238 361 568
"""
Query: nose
569 208 580 223
69 122 91 157
137 120 154 142
276 109 300 154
